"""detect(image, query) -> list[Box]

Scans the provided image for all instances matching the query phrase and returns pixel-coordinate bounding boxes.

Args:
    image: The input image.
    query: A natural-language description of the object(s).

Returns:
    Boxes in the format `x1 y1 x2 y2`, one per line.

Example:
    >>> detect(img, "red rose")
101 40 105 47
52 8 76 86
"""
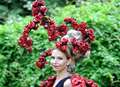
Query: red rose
87 29 95 41
61 45 67 52
61 38 68 44
36 61 45 69
45 49 52 56
70 38 77 45
27 21 36 29
32 7 40 16
23 27 30 37
40 6 47 15
71 75 86 87
71 22 79 30
18 36 27 47
64 17 76 23
79 22 87 30
32 0 45 7
55 41 62 48
26 37 32 47
38 0 45 6
79 41 90 54
85 79 98 87
39 57 45 63
57 24 68 36
48 34 57 41
72 47 79 54
34 14 43 23
26 47 32 53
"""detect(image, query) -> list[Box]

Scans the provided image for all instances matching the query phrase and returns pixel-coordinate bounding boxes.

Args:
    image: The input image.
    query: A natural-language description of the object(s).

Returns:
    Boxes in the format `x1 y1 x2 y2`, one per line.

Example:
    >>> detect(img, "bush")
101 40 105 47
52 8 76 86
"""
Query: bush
0 1 120 87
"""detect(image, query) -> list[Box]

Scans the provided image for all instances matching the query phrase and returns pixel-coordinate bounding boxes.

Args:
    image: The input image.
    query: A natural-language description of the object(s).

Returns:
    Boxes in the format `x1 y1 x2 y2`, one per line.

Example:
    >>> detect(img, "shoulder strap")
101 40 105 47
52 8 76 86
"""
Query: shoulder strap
55 76 70 87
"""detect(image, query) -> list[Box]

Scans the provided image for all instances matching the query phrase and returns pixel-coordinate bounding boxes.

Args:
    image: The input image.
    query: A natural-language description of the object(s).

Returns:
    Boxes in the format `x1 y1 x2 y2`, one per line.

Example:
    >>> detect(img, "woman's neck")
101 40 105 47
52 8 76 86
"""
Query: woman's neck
56 69 71 80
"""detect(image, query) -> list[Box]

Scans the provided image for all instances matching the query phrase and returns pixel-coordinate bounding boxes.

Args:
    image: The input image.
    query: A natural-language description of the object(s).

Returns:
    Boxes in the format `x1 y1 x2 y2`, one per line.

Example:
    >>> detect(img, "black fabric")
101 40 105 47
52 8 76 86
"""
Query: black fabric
55 76 71 87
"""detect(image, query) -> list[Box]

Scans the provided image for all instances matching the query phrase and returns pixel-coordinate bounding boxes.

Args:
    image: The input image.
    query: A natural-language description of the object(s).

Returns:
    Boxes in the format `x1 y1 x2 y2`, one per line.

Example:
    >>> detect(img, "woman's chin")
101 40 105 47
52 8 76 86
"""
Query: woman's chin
53 67 62 72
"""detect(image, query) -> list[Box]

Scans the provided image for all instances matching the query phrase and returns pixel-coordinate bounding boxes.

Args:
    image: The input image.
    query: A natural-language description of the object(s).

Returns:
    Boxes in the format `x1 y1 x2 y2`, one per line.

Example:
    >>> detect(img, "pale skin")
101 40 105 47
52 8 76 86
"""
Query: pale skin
51 49 72 87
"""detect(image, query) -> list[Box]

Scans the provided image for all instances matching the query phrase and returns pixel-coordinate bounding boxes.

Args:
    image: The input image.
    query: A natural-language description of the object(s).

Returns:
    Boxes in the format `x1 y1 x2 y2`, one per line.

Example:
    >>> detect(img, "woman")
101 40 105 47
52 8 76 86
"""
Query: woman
37 30 98 87
18 0 98 87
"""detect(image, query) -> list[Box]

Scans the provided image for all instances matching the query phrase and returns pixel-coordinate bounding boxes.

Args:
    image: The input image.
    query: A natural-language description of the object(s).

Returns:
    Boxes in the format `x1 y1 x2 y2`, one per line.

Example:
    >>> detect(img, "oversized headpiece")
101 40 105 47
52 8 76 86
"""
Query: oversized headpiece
18 0 95 69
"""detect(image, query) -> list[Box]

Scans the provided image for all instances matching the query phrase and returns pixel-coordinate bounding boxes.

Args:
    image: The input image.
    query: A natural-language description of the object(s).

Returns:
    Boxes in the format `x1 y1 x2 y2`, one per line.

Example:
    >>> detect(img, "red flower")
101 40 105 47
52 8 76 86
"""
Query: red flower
39 57 45 63
61 45 67 52
79 41 90 54
36 60 45 69
40 6 47 15
32 0 45 7
45 49 52 56
48 34 57 41
26 37 33 47
32 7 40 16
23 27 30 37
61 37 68 44
71 75 86 87
18 36 27 47
70 38 77 46
64 17 76 23
79 22 87 30
72 47 79 54
87 29 95 41
55 41 62 48
37 0 45 6
26 47 32 53
85 79 98 87
58 24 68 36
34 14 43 23
71 22 79 30
27 21 36 29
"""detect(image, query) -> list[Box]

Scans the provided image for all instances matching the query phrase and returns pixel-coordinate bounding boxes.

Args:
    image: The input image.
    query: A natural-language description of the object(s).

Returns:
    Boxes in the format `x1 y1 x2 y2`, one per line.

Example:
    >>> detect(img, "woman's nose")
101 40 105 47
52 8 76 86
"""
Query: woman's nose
53 58 58 64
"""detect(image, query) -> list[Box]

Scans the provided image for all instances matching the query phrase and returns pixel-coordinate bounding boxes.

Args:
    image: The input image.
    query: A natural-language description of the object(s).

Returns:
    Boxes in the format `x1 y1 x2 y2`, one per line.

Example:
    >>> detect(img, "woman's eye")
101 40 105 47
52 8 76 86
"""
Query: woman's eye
58 57 63 60
51 57 55 59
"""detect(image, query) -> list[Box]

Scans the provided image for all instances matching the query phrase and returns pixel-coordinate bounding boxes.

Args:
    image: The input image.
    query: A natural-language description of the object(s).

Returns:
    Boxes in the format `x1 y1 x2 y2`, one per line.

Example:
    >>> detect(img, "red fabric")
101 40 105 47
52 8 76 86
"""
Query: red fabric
39 74 98 87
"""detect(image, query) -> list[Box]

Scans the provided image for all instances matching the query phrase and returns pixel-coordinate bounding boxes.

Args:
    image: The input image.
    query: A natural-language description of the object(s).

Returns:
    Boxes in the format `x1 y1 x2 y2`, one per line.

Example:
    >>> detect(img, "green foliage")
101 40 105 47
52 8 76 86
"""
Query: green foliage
0 0 67 24
0 1 120 87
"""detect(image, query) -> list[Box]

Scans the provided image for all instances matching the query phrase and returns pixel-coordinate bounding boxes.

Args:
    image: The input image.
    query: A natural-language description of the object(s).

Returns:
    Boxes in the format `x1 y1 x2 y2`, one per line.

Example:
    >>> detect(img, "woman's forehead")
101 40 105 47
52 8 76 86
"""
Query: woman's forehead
51 49 66 58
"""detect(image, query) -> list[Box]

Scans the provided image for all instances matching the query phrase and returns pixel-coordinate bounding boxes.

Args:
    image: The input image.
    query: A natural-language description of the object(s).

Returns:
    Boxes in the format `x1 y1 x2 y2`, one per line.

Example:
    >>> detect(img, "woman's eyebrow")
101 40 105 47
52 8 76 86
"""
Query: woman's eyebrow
51 56 62 58
51 56 54 58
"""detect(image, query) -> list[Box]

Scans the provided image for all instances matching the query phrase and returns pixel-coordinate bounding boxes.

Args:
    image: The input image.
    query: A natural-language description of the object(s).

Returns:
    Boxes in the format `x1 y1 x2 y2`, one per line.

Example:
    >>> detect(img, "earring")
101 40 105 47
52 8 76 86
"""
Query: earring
67 64 75 73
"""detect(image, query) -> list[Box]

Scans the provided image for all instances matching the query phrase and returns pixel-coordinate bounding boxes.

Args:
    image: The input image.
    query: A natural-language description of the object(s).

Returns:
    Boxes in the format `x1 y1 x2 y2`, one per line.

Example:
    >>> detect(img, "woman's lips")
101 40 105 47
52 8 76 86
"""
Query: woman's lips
53 64 60 68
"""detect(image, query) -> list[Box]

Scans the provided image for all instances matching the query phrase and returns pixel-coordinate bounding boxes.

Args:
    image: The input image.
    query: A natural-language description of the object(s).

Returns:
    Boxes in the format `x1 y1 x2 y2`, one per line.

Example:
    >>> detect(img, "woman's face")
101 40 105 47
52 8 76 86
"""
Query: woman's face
51 49 69 72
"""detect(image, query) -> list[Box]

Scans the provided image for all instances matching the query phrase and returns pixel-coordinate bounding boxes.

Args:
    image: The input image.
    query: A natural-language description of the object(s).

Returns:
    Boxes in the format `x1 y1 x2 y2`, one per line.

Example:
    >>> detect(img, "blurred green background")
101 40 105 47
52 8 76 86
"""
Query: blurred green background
0 0 120 87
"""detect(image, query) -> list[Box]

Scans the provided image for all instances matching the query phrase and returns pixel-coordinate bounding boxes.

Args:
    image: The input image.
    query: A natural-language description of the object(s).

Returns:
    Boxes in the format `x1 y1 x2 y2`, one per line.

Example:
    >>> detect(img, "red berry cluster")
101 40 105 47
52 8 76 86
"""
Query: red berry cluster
36 49 52 69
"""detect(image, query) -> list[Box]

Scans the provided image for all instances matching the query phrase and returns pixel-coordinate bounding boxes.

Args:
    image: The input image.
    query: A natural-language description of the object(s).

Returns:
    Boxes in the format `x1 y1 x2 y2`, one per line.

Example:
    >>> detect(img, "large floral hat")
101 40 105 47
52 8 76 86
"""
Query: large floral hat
18 0 95 69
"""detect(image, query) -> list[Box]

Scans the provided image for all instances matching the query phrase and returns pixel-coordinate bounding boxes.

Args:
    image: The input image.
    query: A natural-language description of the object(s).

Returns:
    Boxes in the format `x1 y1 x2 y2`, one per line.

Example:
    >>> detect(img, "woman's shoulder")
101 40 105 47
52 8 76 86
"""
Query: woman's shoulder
70 74 98 87
64 78 72 87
